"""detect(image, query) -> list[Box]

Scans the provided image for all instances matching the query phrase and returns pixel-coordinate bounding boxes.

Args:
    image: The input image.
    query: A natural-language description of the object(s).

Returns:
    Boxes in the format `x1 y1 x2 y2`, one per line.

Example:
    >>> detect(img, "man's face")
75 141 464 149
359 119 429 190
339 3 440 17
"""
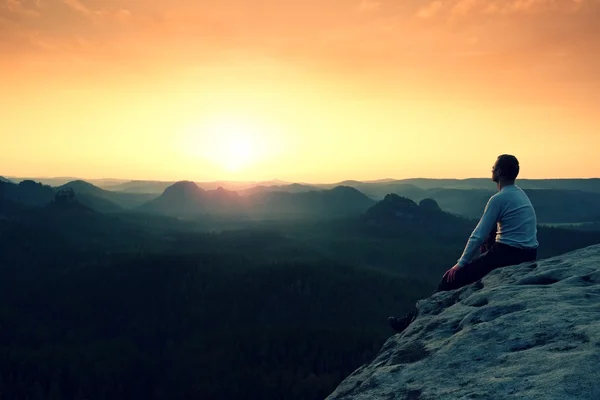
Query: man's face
491 161 500 183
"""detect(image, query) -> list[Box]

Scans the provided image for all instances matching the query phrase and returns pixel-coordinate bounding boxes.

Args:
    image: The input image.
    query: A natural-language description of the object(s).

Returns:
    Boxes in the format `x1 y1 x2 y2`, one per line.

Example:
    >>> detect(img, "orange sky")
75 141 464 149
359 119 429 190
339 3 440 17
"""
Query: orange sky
1 0 599 182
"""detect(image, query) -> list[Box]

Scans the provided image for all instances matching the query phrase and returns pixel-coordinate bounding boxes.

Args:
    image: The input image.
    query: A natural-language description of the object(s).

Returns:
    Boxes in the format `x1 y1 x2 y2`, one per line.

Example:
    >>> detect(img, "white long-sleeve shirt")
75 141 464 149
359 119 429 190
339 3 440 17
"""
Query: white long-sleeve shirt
457 184 539 267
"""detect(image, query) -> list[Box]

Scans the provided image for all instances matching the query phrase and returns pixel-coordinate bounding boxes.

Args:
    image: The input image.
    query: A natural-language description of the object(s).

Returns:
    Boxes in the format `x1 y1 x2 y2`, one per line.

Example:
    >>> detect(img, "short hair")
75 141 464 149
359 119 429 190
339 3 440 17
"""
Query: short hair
496 154 520 180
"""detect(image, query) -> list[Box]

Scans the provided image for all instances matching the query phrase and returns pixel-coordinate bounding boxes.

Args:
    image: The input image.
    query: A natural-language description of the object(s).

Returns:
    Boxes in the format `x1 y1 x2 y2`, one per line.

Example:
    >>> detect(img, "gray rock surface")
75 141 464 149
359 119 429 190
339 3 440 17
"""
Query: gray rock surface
327 244 600 400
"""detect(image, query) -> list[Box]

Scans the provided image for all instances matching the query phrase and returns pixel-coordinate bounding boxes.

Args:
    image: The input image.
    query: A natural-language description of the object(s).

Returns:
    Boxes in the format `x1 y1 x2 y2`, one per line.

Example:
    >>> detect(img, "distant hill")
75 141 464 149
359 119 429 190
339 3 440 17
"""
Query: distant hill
107 179 291 194
383 178 600 192
315 178 600 199
59 180 156 209
248 186 376 219
141 182 250 217
57 181 121 213
139 181 218 216
46 188 95 215
195 180 289 191
103 180 176 194
204 187 245 213
365 194 419 221
415 188 494 219
241 183 320 196
524 189 600 223
315 181 486 200
364 194 465 231
1 195 151 255
140 183 376 219
0 180 55 207
0 179 154 214
59 180 109 197
388 187 600 224
9 177 80 186
0 177 13 184
338 180 364 186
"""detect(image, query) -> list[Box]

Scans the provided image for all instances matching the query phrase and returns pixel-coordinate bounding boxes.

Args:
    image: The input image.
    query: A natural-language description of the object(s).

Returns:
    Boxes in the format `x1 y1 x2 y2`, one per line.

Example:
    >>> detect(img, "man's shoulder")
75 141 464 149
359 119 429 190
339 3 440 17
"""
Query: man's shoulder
488 190 504 202
490 185 532 207
488 188 514 206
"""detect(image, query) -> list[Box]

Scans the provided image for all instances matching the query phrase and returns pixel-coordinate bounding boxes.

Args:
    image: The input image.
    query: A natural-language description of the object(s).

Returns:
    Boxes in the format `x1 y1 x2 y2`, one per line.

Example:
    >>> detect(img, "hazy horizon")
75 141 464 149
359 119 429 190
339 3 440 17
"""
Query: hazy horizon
4 174 600 187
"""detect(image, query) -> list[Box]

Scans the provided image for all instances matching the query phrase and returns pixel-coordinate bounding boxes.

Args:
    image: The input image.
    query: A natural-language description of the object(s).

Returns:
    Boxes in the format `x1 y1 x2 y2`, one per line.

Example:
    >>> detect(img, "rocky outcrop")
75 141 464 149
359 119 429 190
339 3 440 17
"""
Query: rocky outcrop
418 198 442 212
327 244 600 400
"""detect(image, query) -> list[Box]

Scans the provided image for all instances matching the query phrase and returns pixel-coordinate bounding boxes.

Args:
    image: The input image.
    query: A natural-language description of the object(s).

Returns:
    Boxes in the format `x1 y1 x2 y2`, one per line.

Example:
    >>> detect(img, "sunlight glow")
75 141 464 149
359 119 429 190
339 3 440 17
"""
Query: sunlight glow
179 116 269 173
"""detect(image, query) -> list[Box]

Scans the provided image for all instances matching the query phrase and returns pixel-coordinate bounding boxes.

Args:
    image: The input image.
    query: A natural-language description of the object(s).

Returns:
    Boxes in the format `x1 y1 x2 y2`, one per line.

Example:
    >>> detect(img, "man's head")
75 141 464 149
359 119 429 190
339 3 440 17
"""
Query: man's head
492 154 519 183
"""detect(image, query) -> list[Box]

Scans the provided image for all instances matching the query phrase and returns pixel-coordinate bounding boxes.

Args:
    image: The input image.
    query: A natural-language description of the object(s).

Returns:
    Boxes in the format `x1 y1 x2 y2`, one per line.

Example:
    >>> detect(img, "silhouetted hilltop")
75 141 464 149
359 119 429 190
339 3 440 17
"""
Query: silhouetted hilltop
139 181 208 216
139 181 246 216
338 180 363 186
248 186 376 218
204 187 245 213
0 187 158 256
59 180 155 210
393 178 600 192
140 183 376 219
103 180 176 194
314 178 600 201
0 179 133 214
366 194 424 221
418 198 442 212
59 180 105 196
359 186 600 224
57 181 122 213
207 186 240 201
9 177 79 186
0 180 55 207
0 177 13 184
46 188 94 214
363 194 469 236
242 183 320 196
168 180 204 195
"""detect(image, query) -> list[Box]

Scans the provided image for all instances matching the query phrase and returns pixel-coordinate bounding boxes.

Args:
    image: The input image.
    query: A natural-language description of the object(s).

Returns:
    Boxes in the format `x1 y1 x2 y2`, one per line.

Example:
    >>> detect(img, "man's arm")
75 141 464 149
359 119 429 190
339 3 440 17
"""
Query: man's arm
457 196 501 267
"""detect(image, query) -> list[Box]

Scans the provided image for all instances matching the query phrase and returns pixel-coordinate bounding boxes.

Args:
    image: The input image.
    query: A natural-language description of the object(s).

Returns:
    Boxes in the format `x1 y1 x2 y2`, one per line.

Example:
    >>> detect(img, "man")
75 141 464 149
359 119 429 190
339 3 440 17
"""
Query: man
388 154 539 333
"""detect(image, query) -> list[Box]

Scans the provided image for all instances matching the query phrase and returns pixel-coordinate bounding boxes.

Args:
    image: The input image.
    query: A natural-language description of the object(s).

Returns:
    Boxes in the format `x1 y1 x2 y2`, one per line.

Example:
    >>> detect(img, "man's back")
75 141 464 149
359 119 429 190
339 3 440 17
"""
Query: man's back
492 184 538 249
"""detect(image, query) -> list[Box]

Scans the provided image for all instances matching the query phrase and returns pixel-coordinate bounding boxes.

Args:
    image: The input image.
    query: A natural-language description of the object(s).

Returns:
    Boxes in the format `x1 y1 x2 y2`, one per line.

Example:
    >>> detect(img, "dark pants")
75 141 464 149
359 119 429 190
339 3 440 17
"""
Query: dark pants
390 231 538 332
435 241 538 293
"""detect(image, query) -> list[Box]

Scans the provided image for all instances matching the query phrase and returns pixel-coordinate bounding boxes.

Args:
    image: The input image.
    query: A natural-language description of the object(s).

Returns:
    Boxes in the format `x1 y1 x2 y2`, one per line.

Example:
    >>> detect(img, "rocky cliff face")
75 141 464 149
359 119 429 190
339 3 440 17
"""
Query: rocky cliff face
327 244 600 400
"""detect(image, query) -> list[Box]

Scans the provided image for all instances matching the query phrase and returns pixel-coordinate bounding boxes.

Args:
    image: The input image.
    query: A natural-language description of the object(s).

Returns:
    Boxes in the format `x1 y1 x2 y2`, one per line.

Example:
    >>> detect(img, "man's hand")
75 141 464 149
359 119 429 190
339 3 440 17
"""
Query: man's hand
443 264 462 283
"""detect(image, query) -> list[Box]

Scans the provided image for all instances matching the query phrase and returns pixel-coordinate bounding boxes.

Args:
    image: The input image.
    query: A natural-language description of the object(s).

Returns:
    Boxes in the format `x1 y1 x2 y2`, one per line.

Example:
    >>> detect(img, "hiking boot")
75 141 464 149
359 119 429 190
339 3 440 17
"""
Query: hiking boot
388 311 417 333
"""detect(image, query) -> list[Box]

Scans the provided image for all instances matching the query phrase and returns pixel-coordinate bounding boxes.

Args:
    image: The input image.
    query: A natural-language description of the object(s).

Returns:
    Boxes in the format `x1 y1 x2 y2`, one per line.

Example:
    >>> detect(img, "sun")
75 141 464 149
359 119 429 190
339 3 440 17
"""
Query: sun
179 117 265 173
218 129 257 172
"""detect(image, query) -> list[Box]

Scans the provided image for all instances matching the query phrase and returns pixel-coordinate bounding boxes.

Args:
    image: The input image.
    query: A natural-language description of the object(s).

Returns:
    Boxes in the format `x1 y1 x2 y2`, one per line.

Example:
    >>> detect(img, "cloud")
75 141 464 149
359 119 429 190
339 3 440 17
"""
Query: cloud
61 0 90 15
356 0 381 13
1 0 598 90
114 8 130 22
2 0 40 17
417 1 443 18
416 0 594 19
451 0 480 16
58 0 131 23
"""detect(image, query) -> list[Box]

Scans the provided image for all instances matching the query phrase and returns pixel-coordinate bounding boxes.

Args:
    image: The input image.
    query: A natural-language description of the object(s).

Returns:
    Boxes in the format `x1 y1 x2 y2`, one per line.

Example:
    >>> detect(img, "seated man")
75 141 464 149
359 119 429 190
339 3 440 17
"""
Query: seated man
389 154 539 333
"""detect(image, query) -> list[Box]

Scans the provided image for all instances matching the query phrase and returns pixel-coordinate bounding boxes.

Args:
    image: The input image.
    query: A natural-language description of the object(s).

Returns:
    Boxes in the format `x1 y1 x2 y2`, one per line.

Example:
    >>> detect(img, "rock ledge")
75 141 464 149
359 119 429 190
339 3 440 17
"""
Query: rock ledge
327 244 600 400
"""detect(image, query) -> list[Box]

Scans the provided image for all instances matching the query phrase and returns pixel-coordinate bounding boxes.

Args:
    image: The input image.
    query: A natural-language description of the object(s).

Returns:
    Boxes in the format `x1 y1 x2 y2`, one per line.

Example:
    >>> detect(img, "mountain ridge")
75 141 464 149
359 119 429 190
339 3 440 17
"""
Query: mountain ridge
59 180 156 209
139 181 377 218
